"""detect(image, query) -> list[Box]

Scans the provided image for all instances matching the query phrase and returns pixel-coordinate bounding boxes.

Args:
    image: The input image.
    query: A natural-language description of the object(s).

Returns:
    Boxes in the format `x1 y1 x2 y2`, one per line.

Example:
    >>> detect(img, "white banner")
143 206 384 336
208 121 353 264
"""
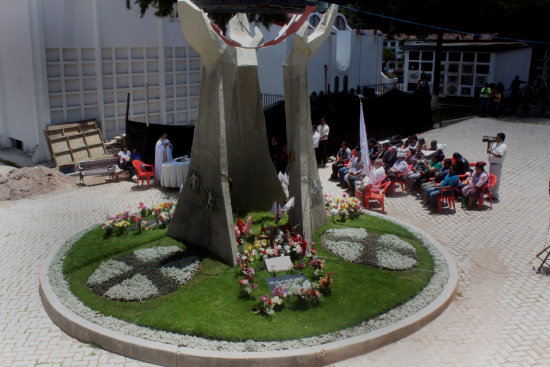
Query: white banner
359 100 372 181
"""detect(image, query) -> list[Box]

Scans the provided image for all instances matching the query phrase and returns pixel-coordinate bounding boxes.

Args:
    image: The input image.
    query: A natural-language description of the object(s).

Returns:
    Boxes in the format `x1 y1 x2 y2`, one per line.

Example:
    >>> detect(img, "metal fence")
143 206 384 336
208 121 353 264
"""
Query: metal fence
262 93 285 108
432 100 479 126
357 82 404 96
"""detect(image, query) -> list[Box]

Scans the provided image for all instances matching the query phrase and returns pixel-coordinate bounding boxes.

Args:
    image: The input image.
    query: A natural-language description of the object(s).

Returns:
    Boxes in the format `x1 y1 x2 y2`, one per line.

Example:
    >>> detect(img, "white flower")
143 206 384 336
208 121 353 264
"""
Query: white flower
272 296 283 305
134 246 181 263
325 228 368 241
377 234 416 254
160 256 200 285
375 248 417 270
104 274 159 301
87 260 133 286
322 239 363 262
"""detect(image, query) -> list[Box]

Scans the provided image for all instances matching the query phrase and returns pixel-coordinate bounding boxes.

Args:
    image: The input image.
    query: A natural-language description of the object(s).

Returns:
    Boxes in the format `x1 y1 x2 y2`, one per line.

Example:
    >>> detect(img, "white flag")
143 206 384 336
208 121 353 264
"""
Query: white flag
359 100 372 182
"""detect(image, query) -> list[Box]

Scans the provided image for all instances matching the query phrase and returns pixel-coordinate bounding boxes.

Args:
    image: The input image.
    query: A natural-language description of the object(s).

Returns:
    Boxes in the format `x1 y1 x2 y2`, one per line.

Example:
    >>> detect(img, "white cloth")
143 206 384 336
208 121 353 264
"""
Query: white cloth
312 131 320 148
319 123 329 141
155 138 173 179
117 150 131 164
160 160 190 188
488 142 506 198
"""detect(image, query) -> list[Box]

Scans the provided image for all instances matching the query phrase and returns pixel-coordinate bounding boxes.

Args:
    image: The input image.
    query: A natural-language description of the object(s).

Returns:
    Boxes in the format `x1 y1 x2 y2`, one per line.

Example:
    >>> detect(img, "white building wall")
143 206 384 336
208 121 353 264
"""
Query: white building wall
0 1 385 162
493 48 531 88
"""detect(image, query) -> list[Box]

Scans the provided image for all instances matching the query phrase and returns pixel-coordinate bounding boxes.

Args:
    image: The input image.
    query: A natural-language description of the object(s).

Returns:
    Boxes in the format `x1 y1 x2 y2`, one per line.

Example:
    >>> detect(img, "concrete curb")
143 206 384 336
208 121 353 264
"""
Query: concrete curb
39 214 458 367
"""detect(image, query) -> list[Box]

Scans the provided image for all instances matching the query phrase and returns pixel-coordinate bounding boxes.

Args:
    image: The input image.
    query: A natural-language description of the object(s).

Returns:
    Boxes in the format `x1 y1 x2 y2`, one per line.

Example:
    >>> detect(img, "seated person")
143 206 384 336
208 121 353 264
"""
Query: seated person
407 154 443 193
115 145 137 181
461 161 489 209
330 141 351 180
424 165 459 210
131 147 142 161
355 159 385 199
420 158 452 192
343 151 364 191
451 152 470 175
338 147 359 184
385 152 409 192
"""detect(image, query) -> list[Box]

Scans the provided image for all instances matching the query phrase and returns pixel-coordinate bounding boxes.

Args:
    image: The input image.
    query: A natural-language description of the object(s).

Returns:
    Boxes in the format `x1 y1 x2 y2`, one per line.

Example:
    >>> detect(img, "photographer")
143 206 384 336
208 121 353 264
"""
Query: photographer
486 132 507 201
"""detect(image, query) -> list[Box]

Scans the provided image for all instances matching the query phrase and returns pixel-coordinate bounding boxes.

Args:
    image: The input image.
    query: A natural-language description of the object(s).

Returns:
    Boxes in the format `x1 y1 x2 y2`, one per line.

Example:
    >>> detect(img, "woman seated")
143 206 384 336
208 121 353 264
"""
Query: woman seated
461 161 489 209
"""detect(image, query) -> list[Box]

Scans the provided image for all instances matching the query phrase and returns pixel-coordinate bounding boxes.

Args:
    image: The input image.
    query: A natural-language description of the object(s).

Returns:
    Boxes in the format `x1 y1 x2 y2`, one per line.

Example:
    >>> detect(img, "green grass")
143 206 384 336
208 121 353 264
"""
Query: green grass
64 214 434 341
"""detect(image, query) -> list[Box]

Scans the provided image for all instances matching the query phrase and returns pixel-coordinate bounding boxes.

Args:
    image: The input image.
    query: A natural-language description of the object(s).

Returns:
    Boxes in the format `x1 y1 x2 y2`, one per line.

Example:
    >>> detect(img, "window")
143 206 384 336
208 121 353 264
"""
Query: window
463 52 475 62
476 64 490 74
477 53 490 63
448 52 460 62
309 14 320 28
335 16 346 30
409 51 420 60
421 52 433 61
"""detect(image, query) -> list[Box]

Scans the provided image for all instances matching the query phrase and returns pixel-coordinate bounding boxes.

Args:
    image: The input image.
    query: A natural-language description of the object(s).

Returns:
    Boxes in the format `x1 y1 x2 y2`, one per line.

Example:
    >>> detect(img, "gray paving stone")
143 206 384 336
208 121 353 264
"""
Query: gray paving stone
1 117 549 366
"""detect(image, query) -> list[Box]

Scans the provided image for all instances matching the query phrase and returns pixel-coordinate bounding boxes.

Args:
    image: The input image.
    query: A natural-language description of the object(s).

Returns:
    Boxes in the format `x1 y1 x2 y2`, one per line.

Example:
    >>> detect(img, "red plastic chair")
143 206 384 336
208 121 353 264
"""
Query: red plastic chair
392 164 412 193
437 186 457 213
363 181 392 214
132 160 155 189
478 174 497 209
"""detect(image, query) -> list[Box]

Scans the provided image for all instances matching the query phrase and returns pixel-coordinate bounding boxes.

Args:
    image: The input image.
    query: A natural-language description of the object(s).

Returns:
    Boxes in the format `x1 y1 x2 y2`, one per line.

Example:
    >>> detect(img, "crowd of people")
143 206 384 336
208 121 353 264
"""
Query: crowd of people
324 131 507 212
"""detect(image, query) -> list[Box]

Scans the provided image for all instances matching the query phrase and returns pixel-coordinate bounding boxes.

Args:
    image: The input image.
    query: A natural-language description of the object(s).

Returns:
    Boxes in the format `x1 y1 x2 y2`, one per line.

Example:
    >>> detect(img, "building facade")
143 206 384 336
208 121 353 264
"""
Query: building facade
0 0 386 162
402 42 532 97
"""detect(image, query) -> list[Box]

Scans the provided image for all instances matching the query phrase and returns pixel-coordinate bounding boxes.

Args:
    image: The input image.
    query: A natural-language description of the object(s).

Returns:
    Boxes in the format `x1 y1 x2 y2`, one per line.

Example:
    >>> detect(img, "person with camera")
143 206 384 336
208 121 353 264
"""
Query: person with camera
486 132 507 201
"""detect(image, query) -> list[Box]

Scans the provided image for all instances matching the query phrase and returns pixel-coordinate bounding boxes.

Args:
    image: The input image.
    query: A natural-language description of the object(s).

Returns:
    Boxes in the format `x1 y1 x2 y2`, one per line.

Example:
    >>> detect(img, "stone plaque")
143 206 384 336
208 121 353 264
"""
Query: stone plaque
265 256 293 273
266 274 307 296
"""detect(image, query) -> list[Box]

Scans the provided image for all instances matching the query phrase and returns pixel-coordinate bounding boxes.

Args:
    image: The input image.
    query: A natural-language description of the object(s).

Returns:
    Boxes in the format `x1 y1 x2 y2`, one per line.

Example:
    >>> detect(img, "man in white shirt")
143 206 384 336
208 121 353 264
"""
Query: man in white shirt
355 159 385 199
115 145 137 181
487 132 507 200
312 125 320 166
319 117 330 167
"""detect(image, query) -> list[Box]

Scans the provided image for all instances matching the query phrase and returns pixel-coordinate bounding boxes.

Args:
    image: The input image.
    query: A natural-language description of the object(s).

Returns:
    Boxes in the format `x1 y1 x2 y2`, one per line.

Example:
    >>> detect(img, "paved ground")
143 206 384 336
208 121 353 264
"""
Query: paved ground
1 116 549 366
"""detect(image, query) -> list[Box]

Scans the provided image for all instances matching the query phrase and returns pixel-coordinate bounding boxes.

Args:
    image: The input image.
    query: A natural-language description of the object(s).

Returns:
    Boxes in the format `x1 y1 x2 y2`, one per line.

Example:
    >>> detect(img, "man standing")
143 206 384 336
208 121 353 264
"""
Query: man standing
319 117 330 167
480 82 491 117
155 132 173 180
312 125 320 166
487 132 507 201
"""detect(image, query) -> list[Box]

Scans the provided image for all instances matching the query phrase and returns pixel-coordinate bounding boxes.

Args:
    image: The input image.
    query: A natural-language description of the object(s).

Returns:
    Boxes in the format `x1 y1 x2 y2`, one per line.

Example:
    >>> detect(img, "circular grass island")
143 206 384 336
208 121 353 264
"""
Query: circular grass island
41 207 457 366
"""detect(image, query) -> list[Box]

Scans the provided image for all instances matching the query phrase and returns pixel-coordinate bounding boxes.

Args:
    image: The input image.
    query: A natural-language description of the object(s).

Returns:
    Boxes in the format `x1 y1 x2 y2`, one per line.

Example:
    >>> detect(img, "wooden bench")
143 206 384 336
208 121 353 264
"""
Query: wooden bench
78 157 119 184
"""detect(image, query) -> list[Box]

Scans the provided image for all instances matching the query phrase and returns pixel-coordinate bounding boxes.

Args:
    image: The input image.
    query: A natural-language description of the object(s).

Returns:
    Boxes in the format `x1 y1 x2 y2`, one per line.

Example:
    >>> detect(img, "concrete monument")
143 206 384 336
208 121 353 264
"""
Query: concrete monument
282 4 338 244
168 0 238 266
225 14 286 213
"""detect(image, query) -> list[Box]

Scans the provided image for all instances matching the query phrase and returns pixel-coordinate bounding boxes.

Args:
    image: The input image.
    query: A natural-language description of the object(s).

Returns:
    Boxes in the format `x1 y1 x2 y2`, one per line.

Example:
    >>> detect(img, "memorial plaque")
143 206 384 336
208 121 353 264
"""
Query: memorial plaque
266 274 308 296
265 256 293 273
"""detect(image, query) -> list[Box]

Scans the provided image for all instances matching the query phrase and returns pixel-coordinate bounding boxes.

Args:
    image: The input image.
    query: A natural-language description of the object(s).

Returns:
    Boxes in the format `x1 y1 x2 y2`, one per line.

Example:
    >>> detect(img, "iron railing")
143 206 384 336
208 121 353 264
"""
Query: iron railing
357 82 404 96
262 93 285 108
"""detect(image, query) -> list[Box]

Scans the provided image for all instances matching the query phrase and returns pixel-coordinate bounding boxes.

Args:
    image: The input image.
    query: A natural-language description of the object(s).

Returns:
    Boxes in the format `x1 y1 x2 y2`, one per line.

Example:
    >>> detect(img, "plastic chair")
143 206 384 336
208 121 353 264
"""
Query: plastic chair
437 186 457 213
478 174 497 209
392 164 412 193
132 160 155 189
363 181 391 214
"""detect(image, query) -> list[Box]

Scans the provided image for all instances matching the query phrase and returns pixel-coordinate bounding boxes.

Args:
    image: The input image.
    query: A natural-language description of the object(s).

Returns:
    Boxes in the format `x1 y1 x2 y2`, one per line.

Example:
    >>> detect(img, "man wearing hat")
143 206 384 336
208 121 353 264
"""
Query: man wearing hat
487 132 507 201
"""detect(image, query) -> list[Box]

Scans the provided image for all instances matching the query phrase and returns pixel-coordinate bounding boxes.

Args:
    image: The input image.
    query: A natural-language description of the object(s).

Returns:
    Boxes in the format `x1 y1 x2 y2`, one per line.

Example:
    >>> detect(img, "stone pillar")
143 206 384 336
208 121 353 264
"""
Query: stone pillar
226 14 286 214
167 0 237 266
282 5 338 244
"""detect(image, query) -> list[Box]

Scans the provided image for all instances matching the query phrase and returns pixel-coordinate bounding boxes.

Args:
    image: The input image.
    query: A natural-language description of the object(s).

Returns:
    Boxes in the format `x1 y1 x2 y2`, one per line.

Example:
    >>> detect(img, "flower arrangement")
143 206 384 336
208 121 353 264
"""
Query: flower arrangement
325 194 364 222
235 221 334 316
102 202 175 238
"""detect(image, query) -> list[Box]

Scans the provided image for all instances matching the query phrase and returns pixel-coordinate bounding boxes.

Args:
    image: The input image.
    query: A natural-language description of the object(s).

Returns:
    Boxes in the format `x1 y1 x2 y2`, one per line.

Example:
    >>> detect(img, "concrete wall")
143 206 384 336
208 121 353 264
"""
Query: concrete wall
493 48 531 88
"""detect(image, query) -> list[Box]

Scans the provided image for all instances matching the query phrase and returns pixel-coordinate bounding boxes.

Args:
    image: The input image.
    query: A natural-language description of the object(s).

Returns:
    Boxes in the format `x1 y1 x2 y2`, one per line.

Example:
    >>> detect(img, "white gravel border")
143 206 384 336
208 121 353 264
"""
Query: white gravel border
47 213 451 352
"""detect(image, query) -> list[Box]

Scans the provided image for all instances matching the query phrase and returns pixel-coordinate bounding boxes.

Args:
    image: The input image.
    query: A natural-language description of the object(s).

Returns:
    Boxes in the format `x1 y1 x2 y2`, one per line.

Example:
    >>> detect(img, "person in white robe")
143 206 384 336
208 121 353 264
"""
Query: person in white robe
155 133 173 180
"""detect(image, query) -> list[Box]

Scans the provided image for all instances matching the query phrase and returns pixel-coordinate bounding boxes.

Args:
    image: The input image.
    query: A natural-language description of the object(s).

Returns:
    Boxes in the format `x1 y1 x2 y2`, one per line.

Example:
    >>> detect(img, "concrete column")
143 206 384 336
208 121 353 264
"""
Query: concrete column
226 14 286 213
168 0 237 266
282 5 338 244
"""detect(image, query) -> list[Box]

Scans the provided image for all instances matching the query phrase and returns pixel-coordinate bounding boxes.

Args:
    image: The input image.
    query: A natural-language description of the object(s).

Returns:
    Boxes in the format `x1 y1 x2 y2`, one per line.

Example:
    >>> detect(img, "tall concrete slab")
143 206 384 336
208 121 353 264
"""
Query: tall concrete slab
282 5 338 244
226 14 286 214
168 0 237 266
